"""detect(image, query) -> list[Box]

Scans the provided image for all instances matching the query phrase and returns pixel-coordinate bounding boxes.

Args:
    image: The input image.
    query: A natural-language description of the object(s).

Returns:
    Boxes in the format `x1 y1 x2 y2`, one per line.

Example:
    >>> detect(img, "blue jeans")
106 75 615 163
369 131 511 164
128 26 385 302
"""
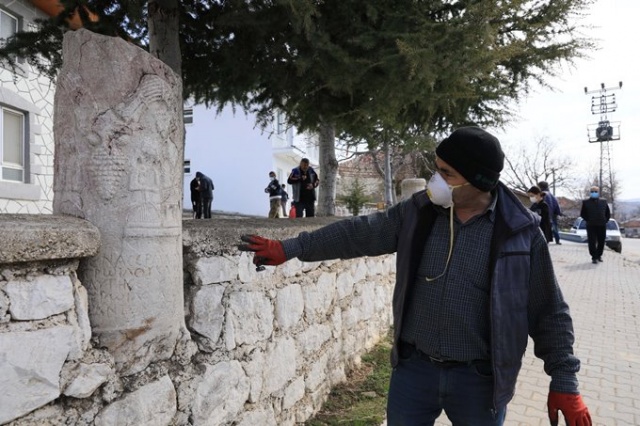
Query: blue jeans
387 344 506 426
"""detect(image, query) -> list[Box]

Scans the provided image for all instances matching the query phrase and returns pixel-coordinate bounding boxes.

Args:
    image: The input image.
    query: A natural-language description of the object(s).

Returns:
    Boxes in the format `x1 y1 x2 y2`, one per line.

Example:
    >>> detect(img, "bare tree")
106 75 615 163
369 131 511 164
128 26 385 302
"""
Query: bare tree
502 136 575 194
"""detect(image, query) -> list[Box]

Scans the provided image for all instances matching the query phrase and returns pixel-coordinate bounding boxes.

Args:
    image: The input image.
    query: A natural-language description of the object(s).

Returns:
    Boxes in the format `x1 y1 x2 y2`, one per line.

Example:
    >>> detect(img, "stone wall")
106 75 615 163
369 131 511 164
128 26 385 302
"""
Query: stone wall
1 216 395 425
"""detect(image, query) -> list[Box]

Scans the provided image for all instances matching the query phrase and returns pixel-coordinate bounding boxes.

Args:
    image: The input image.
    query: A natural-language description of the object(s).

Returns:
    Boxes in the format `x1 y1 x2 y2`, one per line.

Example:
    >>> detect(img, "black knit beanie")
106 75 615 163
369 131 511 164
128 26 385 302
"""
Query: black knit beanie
435 127 504 192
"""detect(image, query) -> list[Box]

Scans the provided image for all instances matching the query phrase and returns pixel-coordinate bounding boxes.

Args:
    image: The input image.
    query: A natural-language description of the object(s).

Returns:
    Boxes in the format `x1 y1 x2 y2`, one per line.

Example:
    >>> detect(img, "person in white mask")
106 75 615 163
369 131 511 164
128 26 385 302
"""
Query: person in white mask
239 127 592 426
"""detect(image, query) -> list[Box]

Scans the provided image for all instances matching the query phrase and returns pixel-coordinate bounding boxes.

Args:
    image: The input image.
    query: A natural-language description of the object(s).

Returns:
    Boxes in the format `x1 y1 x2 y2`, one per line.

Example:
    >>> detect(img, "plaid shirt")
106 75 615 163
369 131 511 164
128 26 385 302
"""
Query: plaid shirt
400 197 496 362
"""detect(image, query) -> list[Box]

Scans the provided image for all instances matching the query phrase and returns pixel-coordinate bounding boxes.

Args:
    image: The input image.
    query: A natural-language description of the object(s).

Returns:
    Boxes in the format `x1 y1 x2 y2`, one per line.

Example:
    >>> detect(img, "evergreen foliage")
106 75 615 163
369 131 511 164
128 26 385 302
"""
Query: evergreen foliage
0 0 595 214
339 179 372 216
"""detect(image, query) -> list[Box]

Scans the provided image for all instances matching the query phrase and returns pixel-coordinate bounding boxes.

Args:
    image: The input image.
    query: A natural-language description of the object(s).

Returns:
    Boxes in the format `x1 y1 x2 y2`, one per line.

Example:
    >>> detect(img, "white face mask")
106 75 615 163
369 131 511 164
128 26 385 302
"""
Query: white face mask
426 172 467 208
424 172 469 282
270 176 276 181
529 196 537 203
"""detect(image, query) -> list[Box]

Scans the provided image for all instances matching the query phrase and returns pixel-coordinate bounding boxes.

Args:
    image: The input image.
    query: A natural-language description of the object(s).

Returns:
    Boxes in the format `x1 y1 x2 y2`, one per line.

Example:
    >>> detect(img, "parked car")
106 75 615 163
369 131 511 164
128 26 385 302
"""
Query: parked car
569 217 622 253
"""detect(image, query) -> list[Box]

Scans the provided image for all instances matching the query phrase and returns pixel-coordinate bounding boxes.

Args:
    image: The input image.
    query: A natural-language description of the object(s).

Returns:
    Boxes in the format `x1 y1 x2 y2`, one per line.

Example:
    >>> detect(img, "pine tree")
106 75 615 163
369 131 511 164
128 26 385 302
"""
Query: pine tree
0 0 595 215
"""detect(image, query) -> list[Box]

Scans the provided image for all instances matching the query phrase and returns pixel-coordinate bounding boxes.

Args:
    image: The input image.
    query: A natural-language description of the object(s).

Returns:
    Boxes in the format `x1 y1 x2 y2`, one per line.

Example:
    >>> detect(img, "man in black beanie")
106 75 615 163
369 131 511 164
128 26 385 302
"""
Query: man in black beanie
238 126 591 426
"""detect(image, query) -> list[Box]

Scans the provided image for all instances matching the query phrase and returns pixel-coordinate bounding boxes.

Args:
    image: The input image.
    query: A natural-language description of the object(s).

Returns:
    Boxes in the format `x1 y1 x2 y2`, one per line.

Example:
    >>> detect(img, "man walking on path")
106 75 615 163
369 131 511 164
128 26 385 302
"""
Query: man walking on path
538 181 563 244
580 185 610 264
240 127 591 425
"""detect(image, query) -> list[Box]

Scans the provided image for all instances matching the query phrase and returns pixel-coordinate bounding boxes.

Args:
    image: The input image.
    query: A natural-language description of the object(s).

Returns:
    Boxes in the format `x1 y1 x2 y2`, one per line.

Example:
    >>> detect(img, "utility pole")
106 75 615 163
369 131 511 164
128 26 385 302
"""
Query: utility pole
584 82 622 216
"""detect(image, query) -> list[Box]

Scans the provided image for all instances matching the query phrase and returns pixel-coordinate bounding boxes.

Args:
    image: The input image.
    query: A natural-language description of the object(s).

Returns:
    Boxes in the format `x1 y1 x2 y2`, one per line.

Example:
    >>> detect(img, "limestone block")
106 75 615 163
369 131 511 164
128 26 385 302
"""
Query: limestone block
283 377 305 410
336 271 355 300
192 256 237 285
189 284 225 343
305 354 328 392
94 375 176 426
341 304 359 329
227 291 274 346
0 287 9 323
298 323 332 355
280 257 303 278
382 255 396 274
275 284 304 330
365 258 384 276
5 275 74 320
235 407 277 426
264 337 297 394
68 282 92 360
331 306 342 339
237 252 276 283
301 260 321 272
351 259 368 283
242 349 265 403
355 281 376 321
0 215 100 264
303 272 336 321
0 327 73 424
63 362 112 398
191 361 249 426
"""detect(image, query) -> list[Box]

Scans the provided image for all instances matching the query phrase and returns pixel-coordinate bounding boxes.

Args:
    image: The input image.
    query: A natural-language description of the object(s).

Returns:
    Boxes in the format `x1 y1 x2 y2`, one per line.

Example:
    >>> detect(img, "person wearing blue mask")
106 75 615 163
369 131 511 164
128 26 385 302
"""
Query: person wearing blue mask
580 186 611 264
239 127 591 426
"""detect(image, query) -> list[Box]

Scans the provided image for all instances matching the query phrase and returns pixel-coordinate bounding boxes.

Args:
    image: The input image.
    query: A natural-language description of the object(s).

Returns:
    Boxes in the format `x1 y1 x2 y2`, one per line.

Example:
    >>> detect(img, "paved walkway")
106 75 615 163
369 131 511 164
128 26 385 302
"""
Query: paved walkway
383 241 640 425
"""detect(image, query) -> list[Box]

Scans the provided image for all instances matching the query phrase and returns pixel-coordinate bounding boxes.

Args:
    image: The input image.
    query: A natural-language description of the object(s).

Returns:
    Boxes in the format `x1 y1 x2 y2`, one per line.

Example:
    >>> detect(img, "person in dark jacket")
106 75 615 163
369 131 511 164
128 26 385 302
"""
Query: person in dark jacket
528 185 553 243
287 158 319 217
265 171 283 218
195 171 214 219
580 186 611 264
239 127 591 426
538 181 563 244
190 176 202 219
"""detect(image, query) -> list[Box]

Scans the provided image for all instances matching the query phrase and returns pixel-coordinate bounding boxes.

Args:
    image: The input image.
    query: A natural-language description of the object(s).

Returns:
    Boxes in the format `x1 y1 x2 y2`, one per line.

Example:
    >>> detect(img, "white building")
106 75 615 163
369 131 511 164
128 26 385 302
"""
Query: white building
0 0 54 214
183 103 319 217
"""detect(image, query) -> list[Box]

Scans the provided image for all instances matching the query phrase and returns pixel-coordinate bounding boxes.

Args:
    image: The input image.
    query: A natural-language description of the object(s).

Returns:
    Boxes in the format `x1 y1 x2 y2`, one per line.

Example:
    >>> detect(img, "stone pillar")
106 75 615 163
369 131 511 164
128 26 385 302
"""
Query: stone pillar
53 29 185 375
400 178 427 201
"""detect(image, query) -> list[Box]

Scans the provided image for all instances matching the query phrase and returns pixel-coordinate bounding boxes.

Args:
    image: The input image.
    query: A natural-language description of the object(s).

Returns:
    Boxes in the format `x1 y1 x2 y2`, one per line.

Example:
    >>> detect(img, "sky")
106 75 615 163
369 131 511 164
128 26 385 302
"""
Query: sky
488 0 640 201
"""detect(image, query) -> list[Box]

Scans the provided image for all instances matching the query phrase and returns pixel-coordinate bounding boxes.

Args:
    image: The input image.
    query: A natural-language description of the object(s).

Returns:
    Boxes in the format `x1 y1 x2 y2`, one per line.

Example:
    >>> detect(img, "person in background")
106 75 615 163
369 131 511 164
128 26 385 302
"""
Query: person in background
528 185 553 243
265 171 283 218
280 184 289 217
538 181 563 244
580 185 611 264
287 158 319 217
195 171 214 219
190 175 202 219
240 127 591 426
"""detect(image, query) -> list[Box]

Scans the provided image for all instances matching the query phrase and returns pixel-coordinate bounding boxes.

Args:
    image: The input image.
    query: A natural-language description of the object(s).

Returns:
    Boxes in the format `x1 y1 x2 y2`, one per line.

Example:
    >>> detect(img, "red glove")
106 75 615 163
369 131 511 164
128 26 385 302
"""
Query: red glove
547 391 592 426
238 235 286 266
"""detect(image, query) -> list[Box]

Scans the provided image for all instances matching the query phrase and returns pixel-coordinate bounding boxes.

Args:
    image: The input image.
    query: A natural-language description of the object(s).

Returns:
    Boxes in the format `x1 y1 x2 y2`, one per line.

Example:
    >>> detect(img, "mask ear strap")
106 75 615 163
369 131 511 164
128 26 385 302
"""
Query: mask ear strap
425 204 455 282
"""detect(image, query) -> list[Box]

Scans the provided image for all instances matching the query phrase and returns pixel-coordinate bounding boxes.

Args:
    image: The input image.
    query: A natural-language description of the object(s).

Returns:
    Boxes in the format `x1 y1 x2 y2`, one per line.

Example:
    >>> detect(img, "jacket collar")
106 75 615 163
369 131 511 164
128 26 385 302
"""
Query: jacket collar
411 182 535 235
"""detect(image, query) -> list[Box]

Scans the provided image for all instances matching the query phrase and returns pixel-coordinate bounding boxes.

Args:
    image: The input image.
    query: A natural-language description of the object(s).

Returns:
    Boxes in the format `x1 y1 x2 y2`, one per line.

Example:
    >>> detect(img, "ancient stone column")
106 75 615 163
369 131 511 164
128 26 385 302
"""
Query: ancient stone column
53 29 185 375
400 178 427 201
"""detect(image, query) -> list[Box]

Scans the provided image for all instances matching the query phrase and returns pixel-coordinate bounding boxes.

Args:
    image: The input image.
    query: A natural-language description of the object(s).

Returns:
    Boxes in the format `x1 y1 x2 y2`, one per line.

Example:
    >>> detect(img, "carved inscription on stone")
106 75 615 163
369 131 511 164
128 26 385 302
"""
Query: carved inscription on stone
53 29 185 375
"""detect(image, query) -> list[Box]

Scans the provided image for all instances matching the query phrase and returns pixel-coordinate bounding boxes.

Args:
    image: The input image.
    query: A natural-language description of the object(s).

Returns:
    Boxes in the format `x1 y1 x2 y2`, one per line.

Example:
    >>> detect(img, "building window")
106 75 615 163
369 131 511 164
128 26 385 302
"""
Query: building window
1 107 25 182
184 159 191 174
0 9 18 48
183 107 193 125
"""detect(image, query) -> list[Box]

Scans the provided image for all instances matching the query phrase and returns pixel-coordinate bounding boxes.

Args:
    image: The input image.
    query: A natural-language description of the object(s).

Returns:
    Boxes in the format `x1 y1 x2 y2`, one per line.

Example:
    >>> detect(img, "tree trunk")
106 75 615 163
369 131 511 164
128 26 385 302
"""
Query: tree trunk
148 0 181 77
317 120 338 216
383 140 394 208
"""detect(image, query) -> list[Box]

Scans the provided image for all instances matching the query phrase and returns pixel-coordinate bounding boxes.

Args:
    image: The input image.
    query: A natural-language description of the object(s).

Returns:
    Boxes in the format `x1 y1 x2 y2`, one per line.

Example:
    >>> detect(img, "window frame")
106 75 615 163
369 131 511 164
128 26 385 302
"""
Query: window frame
0 105 27 183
